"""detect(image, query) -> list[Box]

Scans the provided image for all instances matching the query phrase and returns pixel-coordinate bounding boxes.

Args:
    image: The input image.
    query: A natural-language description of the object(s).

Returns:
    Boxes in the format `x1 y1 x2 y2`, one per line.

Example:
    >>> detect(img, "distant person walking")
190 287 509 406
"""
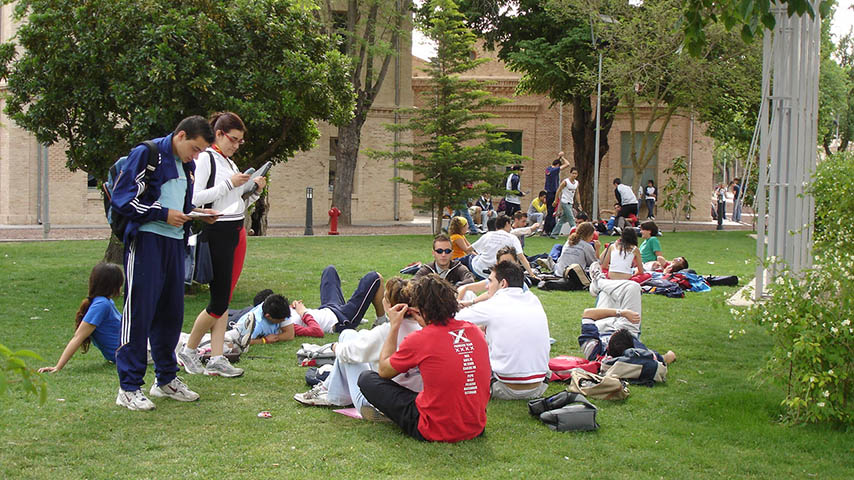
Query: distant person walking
543 152 571 234
550 167 581 238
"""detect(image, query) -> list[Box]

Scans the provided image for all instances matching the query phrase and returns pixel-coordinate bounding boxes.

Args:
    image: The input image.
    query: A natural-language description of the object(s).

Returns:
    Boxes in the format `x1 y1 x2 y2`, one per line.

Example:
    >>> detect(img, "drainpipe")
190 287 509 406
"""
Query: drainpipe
687 112 694 220
42 143 50 238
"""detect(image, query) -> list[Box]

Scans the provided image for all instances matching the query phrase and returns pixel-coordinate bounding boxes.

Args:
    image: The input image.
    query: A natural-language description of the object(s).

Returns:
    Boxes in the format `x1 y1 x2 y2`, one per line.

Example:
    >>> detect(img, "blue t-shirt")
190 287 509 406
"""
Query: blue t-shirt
545 166 561 192
235 304 295 339
84 296 121 363
139 159 187 239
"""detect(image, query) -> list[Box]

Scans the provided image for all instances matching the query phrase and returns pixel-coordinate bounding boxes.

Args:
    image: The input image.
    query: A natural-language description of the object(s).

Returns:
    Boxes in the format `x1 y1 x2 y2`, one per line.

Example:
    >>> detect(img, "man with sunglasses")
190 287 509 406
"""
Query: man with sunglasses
414 234 475 286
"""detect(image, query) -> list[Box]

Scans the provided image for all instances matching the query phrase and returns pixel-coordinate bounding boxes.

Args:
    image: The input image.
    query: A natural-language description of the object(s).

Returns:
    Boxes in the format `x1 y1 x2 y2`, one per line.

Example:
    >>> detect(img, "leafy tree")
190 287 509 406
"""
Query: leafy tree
316 0 410 226
680 0 834 56
556 0 760 195
376 0 521 233
818 4 850 156
458 0 619 212
0 0 355 229
659 156 695 232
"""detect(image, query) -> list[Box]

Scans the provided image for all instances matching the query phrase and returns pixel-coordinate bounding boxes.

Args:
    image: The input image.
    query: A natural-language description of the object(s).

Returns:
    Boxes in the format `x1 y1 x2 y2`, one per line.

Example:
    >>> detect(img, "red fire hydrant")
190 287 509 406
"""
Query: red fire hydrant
328 207 341 235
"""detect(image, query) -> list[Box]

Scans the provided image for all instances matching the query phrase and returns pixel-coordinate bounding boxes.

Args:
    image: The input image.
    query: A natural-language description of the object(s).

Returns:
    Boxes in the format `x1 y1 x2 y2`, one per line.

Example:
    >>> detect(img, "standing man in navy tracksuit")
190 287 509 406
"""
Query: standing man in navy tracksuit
110 116 217 411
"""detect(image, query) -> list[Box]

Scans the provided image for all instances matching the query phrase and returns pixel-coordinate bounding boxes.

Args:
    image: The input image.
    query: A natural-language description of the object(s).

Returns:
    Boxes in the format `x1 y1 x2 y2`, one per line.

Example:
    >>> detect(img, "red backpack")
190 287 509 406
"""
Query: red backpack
548 356 601 381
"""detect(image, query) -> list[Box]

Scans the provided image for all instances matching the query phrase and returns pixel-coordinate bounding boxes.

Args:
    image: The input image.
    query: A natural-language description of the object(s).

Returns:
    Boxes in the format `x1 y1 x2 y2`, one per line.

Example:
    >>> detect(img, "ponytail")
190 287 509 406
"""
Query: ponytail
568 232 581 246
75 298 93 354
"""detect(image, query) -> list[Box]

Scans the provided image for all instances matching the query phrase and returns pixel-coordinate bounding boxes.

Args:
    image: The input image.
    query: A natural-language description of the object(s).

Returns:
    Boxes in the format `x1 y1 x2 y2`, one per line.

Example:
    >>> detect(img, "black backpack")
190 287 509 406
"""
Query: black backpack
102 141 159 240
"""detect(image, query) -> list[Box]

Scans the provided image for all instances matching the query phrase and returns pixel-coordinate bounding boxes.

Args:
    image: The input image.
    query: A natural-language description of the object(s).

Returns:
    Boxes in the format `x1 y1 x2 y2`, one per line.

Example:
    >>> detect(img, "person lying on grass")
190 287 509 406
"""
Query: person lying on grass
229 293 324 346
293 277 423 412
357 274 491 442
578 262 676 366
39 262 125 373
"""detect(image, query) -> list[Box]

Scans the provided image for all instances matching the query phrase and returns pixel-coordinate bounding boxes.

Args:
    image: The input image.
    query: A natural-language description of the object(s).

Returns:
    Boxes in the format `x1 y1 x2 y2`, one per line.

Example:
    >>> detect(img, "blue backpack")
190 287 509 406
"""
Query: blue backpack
101 141 159 240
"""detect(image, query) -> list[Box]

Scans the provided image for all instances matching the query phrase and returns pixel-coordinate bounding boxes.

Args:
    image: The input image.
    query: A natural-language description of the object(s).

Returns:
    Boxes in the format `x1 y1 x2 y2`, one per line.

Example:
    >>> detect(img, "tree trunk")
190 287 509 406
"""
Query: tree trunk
333 113 367 226
570 95 617 219
250 191 269 236
103 233 124 265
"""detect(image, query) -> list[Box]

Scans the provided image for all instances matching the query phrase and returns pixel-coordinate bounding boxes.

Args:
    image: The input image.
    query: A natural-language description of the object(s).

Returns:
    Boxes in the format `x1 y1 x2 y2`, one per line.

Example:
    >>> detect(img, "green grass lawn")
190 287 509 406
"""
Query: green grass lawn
1 231 852 479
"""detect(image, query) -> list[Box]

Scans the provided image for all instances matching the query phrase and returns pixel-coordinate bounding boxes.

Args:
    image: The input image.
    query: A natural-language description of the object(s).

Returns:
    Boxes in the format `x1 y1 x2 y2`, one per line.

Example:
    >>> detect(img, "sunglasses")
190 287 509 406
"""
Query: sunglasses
223 132 245 145
434 248 452 254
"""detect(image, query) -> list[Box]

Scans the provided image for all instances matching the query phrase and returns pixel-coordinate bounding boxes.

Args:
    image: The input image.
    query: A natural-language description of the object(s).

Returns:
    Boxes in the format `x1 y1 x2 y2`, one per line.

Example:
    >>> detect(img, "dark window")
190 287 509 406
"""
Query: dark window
620 131 658 187
496 131 523 156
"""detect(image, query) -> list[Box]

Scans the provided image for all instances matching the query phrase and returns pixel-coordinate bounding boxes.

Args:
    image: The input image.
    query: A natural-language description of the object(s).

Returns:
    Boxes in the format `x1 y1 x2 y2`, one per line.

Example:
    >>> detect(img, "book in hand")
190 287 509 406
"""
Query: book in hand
243 161 272 198
188 211 220 218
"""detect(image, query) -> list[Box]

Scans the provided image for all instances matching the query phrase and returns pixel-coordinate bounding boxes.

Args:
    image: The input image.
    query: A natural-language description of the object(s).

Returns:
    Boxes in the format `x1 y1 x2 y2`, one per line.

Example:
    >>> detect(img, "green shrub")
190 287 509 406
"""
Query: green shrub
0 343 47 405
734 152 854 425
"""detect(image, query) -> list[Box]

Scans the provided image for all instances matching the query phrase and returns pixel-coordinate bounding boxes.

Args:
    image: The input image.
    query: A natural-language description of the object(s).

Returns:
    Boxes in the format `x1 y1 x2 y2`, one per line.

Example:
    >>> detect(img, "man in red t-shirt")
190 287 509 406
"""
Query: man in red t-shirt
358 274 491 442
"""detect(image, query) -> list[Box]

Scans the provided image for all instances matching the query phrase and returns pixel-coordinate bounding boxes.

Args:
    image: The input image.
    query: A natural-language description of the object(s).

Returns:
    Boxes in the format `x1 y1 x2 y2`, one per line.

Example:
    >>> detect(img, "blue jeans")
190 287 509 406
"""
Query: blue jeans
645 198 655 218
318 265 382 332
550 202 576 236
325 329 372 409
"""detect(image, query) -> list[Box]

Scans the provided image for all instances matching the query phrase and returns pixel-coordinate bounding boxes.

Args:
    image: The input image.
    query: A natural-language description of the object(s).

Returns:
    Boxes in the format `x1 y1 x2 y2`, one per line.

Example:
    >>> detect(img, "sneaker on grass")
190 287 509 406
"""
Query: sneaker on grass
205 356 244 377
149 377 200 402
588 261 604 297
116 388 155 411
359 404 391 423
235 312 256 353
177 348 205 375
293 383 330 406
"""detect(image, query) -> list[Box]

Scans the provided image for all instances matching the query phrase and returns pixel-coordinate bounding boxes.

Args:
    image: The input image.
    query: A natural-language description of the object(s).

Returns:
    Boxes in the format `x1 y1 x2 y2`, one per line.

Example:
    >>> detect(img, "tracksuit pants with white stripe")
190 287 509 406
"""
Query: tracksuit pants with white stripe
318 265 382 333
117 232 185 391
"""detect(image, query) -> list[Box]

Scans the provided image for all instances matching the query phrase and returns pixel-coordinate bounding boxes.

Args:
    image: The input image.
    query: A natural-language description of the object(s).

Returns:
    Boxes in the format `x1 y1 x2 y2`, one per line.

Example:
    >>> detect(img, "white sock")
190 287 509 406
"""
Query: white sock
209 355 224 363
181 346 197 357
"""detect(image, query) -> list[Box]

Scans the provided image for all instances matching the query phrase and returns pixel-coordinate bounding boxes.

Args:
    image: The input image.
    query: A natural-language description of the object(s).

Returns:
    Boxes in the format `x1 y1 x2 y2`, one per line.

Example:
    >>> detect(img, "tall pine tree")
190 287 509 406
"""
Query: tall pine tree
375 0 524 232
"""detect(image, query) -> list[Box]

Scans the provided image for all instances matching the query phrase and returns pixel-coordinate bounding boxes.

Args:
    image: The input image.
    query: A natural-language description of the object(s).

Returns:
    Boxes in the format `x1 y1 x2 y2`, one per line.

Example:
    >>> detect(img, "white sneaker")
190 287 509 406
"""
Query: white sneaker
204 356 244 377
116 388 156 411
236 313 256 353
177 348 205 375
149 377 200 402
293 384 331 406
588 261 604 297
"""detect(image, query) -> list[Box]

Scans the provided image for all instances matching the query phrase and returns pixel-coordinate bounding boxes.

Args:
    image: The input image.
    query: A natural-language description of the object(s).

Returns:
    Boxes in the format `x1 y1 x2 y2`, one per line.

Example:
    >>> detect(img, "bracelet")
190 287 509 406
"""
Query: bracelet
262 337 267 344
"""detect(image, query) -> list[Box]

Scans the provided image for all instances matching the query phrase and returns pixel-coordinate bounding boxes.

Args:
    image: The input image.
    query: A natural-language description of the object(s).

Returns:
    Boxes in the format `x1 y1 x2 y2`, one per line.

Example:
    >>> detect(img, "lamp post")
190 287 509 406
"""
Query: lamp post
304 187 314 236
590 15 614 222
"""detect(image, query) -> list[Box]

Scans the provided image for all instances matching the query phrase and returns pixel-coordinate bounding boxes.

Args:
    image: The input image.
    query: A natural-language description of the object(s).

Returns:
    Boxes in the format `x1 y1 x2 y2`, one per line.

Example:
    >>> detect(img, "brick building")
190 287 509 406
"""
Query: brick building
0 19 713 227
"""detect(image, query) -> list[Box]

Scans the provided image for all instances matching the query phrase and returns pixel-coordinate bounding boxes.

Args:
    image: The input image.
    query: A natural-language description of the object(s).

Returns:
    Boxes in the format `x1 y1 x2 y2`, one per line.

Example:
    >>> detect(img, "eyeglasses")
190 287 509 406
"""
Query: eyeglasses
434 248 452 254
223 132 245 145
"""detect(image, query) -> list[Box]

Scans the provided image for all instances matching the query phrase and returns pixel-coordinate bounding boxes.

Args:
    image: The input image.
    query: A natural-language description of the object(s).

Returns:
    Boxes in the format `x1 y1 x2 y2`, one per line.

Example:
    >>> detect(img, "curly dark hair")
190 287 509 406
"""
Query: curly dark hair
408 274 459 326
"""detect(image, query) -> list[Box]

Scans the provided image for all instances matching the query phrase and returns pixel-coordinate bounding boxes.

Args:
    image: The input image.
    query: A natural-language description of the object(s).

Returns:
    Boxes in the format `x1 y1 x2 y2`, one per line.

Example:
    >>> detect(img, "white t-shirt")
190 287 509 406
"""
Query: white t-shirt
297 307 339 333
560 178 578 205
609 245 636 275
456 287 550 384
616 184 638 205
646 186 656 198
470 230 524 278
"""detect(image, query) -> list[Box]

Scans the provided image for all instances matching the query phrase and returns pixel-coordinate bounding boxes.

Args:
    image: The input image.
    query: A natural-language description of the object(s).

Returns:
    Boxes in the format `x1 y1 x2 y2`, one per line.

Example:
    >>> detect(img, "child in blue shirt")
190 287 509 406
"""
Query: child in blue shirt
39 263 124 373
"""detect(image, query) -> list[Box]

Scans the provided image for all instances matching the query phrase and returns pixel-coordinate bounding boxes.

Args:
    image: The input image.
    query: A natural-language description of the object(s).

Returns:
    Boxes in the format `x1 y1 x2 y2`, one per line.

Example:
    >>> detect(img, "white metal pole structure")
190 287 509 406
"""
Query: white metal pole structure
753 1 821 300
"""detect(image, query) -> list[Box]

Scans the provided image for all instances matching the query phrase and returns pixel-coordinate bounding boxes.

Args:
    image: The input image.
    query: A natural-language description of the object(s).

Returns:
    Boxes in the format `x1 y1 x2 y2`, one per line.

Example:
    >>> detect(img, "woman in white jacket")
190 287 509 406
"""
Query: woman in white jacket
178 112 265 378
293 277 423 414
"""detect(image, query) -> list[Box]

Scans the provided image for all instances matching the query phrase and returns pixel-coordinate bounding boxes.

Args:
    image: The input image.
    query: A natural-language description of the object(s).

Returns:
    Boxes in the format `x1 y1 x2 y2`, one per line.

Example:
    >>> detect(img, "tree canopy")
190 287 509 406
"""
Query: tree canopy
0 0 355 180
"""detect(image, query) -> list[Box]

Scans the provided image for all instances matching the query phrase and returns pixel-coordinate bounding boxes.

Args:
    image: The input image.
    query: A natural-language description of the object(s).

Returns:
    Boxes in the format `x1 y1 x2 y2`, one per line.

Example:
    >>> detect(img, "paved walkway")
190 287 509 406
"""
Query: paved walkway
0 215 753 242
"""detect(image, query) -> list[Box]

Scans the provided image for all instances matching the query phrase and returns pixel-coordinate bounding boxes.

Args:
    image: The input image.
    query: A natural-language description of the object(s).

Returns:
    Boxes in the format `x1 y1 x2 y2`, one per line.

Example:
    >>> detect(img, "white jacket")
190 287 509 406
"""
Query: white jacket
192 148 260 222
335 318 423 391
